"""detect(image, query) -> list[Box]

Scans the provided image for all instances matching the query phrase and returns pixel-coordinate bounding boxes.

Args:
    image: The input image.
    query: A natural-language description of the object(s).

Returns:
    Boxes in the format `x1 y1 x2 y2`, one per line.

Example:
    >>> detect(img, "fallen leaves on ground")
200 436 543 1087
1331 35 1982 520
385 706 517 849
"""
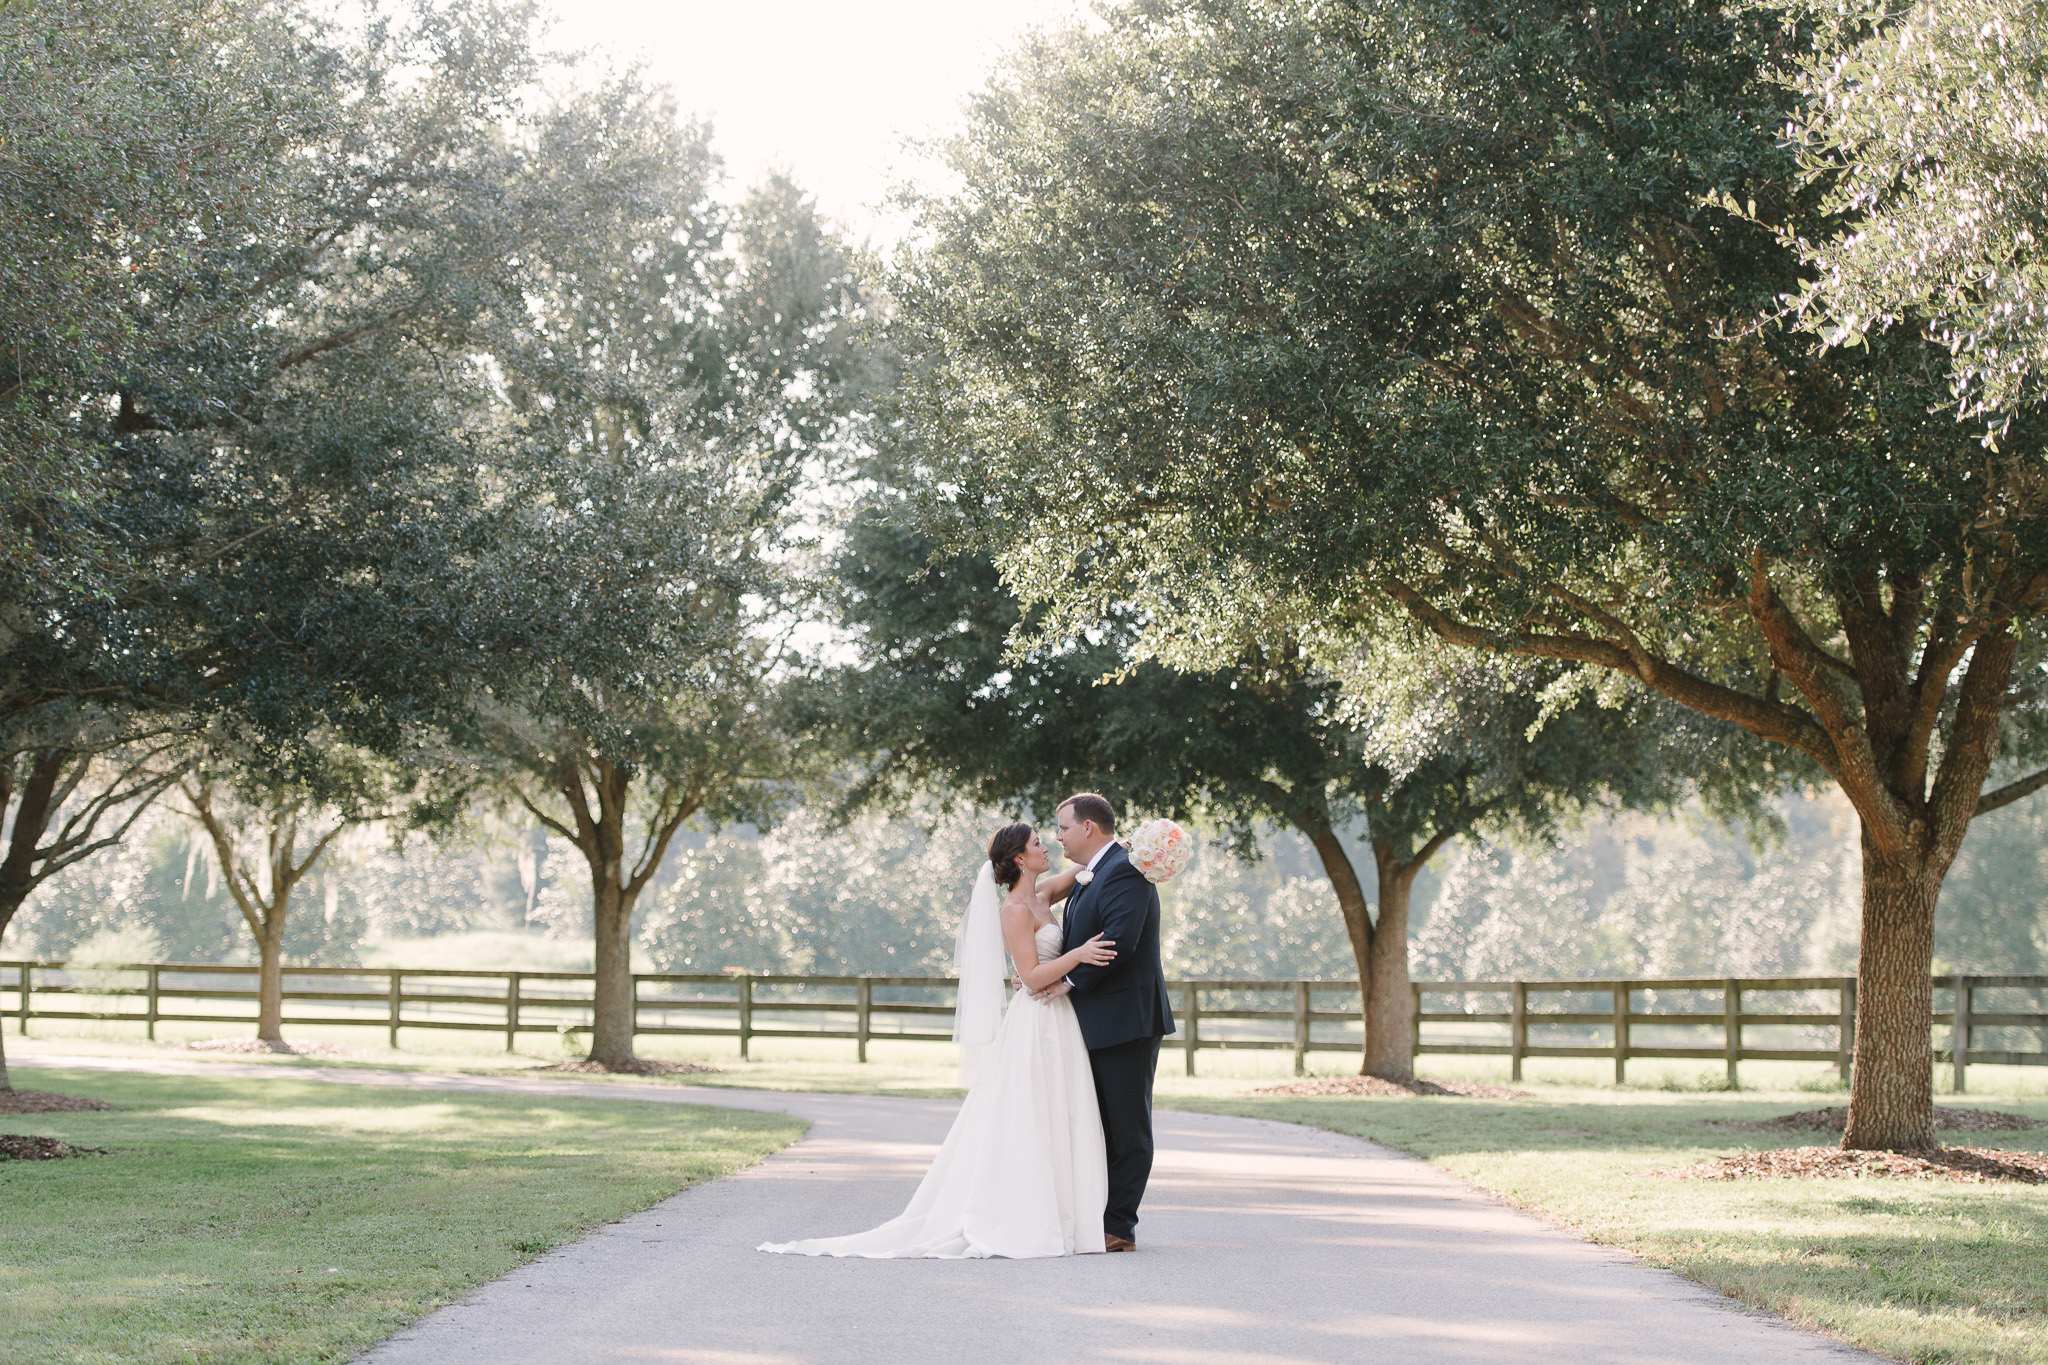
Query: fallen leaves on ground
0 1134 107 1161
536 1058 723 1076
1657 1145 2048 1184
0 1089 123 1114
1712 1106 2040 1134
1252 1076 1532 1099
184 1038 364 1057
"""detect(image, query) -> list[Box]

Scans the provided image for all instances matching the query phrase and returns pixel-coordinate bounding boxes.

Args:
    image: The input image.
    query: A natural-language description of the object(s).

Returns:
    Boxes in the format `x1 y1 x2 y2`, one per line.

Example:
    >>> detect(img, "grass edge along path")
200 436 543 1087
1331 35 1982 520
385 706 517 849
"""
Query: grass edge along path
1172 1089 2048 1365
0 1067 806 1365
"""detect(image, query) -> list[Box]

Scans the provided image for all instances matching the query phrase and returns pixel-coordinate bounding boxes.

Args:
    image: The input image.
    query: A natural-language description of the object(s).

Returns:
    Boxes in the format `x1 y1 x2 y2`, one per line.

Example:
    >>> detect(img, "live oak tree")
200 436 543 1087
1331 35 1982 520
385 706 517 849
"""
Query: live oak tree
799 480 1736 1078
894 0 2048 1147
468 159 870 1068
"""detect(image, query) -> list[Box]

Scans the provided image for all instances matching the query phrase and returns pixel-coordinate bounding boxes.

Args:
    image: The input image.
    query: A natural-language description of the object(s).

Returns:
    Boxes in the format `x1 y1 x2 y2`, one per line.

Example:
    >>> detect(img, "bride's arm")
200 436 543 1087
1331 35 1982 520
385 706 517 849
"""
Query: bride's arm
1035 867 1080 904
1002 900 1116 993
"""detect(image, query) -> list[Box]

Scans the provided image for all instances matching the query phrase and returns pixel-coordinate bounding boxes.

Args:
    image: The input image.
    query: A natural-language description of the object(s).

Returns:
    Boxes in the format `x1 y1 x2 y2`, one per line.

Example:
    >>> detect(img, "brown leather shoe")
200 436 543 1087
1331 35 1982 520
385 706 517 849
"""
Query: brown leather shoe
1105 1235 1136 1252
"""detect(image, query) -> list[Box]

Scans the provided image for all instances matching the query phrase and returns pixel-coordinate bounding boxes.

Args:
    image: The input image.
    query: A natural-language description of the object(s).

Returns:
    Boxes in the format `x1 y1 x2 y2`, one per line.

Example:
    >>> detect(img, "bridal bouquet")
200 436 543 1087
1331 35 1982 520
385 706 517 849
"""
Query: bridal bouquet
1127 818 1195 883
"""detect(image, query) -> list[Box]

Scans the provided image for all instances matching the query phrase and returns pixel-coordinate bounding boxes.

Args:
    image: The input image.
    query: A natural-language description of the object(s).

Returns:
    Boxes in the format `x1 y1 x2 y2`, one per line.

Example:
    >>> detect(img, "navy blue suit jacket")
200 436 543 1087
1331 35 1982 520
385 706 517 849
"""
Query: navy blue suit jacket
1060 842 1174 1050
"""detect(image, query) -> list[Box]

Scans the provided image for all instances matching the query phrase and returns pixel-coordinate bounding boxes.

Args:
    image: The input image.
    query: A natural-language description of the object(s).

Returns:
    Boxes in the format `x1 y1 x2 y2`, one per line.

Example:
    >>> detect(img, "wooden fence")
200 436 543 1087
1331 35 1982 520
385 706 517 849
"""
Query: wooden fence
4 961 2043 1089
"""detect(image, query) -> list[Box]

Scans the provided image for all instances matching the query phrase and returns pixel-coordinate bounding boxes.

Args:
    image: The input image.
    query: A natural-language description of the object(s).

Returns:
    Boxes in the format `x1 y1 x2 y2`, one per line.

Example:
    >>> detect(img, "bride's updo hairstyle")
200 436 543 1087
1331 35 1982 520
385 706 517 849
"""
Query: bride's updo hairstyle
987 822 1034 889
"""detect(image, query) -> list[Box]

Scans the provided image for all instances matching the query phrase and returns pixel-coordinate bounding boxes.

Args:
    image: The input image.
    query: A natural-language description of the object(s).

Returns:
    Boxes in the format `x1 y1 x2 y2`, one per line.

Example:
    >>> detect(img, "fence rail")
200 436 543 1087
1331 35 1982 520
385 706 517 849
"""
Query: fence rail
5 961 2042 1088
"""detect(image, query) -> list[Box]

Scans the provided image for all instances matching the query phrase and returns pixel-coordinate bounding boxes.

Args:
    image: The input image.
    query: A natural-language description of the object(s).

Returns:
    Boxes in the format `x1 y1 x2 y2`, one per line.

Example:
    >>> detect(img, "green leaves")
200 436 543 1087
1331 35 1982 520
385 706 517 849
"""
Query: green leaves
1794 0 2048 425
801 462 1737 873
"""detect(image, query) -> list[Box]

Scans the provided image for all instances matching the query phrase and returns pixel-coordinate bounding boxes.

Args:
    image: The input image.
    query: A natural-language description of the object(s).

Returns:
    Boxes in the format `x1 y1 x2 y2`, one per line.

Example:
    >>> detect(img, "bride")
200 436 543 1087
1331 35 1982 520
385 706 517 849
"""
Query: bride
758 822 1114 1258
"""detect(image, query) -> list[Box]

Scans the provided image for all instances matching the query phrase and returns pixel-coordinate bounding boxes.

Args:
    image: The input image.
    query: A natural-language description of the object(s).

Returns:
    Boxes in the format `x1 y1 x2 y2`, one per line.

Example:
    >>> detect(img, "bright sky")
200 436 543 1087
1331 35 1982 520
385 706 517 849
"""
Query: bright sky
540 0 1086 244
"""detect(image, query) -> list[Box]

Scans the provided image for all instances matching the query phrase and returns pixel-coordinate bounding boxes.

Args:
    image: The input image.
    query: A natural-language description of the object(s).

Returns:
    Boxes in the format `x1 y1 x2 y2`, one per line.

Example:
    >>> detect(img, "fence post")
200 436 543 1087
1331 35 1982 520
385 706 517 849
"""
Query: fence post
505 972 521 1053
1838 976 1856 1082
738 975 752 1061
1952 972 1971 1094
147 964 161 1042
1510 981 1527 1082
1723 978 1740 1089
857 978 873 1064
1293 982 1310 1076
1183 983 1199 1076
18 962 29 1036
387 970 402 1050
1612 982 1629 1085
1410 982 1422 1065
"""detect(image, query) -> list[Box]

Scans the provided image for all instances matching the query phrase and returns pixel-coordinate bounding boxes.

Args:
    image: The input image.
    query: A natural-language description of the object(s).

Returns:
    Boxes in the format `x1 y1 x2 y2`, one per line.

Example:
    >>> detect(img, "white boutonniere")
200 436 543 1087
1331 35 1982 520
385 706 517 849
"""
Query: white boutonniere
1074 869 1094 886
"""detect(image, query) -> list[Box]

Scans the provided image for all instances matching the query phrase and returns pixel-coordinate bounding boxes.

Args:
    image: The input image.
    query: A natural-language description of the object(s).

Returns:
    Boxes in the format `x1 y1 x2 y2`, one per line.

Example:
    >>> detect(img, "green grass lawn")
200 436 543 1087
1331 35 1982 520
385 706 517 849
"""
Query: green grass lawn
0 1067 804 1365
1179 1086 2048 1365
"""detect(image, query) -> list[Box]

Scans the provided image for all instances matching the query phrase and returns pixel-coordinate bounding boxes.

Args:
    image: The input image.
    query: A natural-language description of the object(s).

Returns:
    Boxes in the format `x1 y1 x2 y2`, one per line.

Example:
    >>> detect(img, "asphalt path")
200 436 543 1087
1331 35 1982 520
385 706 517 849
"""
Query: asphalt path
18 1054 1882 1365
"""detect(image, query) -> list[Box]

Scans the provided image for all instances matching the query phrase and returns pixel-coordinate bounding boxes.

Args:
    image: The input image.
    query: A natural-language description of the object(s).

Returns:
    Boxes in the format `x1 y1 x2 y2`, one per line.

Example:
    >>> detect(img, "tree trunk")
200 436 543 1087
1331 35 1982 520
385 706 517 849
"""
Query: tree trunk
587 878 639 1065
1363 853 1420 1083
1297 817 1379 1073
0 753 61 1091
256 908 288 1044
0 895 20 1093
541 758 702 1068
1842 837 1941 1150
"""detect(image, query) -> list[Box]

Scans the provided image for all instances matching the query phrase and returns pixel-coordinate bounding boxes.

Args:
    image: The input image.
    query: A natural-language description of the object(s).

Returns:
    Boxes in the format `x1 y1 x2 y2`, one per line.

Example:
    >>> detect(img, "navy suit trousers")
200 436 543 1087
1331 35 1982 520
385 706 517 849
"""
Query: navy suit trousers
1089 1032 1162 1241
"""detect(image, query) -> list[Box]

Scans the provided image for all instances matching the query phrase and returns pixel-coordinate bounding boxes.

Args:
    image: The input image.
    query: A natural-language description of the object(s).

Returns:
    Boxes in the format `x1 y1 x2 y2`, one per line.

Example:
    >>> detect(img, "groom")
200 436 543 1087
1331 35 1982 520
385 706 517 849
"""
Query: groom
1054 793 1174 1252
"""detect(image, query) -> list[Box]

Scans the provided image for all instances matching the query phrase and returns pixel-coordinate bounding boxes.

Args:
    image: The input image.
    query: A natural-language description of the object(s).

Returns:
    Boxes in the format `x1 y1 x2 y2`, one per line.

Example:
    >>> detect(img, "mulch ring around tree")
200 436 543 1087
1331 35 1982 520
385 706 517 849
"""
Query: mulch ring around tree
1253 1076 1533 1099
536 1059 724 1076
0 1134 108 1161
1711 1106 2041 1135
1657 1145 2048 1184
184 1038 364 1057
0 1090 124 1114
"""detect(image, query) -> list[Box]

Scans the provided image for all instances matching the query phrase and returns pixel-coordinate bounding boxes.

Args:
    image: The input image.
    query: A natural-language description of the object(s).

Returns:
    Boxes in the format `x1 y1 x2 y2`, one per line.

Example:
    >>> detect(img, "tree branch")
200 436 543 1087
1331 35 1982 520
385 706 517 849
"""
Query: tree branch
1408 821 1464 873
557 763 601 853
1383 573 1840 767
1900 601 1977 798
1975 765 2048 817
1929 627 2020 867
516 792 576 844
274 296 426 371
180 781 267 938
623 779 706 901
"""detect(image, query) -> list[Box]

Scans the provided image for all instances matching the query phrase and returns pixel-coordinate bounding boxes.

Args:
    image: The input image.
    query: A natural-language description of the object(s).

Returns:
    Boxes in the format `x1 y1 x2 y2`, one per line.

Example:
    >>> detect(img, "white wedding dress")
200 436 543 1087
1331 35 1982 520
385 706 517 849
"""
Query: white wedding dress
758 921 1108 1258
